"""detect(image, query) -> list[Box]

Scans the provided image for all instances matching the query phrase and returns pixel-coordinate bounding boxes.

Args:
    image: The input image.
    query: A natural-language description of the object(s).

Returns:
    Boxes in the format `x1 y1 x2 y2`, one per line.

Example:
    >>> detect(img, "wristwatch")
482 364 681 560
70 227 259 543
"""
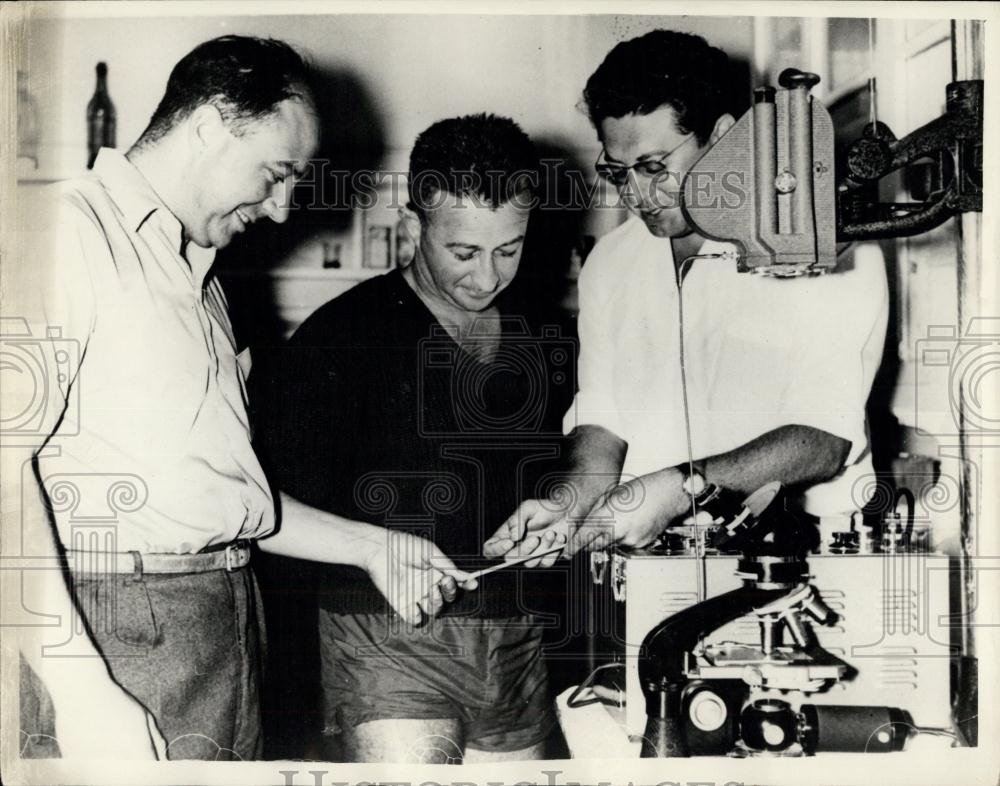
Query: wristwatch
678 463 721 510
680 464 706 496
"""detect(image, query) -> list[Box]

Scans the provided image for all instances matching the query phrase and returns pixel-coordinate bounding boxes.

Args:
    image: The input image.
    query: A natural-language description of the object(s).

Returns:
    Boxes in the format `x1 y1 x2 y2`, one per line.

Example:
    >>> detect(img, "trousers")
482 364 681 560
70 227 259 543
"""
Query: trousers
20 562 265 760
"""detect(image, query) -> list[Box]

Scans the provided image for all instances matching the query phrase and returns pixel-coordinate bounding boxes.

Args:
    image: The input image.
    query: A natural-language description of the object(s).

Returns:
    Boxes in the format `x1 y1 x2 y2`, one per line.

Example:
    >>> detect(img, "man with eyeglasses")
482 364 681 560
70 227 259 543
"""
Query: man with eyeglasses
485 30 888 562
593 132 699 228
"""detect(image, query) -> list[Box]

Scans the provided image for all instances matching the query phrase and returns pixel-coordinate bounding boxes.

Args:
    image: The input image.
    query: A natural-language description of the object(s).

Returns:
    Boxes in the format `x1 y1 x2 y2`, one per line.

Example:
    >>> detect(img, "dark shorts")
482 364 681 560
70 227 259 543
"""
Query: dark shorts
20 564 264 761
319 610 556 752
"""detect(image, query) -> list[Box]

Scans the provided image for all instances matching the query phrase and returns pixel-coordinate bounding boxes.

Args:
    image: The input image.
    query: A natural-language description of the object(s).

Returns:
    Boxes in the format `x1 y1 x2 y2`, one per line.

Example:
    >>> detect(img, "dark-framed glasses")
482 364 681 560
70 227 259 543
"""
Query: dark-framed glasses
595 134 697 187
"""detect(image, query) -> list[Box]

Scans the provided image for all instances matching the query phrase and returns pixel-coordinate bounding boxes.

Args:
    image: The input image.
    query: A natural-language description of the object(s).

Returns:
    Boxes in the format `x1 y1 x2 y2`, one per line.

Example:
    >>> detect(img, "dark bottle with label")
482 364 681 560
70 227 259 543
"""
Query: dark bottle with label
86 62 116 169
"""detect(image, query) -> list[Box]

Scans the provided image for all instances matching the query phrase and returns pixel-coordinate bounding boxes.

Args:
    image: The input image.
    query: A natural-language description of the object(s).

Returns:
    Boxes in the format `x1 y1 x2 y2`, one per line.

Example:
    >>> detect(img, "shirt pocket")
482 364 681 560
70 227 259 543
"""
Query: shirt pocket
236 347 253 380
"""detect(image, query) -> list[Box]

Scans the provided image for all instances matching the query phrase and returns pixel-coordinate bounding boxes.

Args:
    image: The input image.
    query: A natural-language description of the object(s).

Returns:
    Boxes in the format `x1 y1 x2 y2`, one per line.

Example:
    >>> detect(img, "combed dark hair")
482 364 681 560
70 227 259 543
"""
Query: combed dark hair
583 30 736 144
135 35 314 146
407 113 538 217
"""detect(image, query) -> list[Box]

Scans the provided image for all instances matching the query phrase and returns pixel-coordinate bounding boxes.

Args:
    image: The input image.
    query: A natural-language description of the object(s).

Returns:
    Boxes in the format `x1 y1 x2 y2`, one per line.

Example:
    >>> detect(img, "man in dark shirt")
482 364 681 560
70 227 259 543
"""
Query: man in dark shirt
253 114 570 762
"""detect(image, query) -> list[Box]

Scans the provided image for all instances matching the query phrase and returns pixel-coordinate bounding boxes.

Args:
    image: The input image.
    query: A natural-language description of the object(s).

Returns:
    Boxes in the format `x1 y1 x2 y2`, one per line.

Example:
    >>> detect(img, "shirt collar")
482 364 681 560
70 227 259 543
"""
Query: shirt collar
92 148 216 287
93 147 171 234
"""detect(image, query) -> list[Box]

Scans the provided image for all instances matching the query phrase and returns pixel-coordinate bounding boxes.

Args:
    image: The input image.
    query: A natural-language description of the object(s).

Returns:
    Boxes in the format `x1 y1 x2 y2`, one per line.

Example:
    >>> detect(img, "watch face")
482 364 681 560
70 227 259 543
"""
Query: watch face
685 471 707 496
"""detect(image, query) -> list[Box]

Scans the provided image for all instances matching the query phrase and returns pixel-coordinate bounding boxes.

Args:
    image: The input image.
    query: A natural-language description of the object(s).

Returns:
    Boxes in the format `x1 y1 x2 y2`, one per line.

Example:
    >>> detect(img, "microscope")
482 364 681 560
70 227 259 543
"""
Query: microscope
636 482 954 757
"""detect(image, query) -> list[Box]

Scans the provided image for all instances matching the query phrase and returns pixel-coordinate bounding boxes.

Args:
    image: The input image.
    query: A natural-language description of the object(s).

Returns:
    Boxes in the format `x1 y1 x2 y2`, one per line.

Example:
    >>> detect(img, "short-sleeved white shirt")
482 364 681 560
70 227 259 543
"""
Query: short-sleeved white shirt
564 215 889 515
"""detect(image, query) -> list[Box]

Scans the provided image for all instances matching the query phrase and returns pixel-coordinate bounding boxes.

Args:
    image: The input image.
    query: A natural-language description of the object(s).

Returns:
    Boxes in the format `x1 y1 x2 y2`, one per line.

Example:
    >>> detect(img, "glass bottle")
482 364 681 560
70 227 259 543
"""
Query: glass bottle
17 70 40 170
86 62 116 169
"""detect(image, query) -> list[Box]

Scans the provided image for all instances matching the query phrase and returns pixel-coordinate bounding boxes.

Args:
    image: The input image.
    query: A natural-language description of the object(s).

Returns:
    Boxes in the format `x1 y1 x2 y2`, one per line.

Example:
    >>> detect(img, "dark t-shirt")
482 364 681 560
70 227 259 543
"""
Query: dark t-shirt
251 269 572 617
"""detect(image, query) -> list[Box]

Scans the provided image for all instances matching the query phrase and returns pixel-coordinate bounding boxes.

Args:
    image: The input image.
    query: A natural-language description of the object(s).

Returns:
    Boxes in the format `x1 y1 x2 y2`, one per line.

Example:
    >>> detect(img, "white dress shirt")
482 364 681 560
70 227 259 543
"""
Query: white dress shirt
565 215 889 515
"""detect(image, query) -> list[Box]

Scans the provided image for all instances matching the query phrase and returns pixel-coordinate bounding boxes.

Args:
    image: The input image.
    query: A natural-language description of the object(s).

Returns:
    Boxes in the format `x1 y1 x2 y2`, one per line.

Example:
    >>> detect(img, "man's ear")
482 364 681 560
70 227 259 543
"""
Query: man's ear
709 113 736 145
399 206 423 247
188 104 228 151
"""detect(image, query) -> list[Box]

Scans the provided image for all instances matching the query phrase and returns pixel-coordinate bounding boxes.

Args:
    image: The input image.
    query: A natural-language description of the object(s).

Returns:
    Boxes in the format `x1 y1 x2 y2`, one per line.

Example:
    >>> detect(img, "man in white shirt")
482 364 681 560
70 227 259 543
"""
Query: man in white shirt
485 29 888 561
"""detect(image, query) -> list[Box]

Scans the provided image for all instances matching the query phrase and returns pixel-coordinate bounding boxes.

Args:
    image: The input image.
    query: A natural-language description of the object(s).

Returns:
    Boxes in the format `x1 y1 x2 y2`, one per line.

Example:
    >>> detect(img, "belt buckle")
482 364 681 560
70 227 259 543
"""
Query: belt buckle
224 541 244 572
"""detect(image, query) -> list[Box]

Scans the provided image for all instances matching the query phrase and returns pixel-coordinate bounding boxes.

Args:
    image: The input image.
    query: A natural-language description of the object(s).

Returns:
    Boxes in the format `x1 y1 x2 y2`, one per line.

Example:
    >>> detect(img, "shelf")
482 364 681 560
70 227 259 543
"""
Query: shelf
226 266 390 281
16 169 86 185
245 266 390 337
15 144 90 184
17 175 72 185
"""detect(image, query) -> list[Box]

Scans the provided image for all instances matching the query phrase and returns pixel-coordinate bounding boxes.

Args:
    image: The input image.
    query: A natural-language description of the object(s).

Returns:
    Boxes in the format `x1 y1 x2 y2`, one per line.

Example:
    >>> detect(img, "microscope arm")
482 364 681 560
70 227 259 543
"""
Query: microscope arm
637 585 791 757
639 585 791 688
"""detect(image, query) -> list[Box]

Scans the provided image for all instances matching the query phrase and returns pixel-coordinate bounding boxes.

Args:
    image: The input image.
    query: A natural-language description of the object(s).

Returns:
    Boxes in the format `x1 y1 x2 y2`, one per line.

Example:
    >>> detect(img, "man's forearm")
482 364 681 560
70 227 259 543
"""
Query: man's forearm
696 424 850 496
563 424 628 517
257 490 382 569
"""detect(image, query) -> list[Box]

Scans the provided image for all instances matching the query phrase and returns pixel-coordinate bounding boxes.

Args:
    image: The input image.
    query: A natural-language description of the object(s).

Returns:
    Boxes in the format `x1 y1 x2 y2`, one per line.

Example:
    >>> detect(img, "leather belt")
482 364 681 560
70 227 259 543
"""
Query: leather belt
66 540 252 575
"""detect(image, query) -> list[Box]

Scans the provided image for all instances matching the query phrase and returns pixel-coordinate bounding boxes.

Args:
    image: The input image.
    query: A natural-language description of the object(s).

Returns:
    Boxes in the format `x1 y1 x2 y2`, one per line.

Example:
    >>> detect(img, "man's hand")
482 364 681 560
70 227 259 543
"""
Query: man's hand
565 467 689 556
483 425 629 568
483 498 570 568
362 530 478 625
49 676 168 759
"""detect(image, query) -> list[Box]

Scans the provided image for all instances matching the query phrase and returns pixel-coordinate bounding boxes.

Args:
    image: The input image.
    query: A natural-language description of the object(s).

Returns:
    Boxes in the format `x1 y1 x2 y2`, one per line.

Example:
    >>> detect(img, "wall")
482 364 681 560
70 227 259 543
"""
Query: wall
877 19 968 554
20 11 753 176
16 10 754 334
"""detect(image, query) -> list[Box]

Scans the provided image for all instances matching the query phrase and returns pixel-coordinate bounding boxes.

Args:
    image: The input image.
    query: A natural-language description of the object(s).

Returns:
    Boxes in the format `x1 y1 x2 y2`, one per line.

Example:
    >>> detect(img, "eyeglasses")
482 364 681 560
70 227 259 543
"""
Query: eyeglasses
594 134 698 187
